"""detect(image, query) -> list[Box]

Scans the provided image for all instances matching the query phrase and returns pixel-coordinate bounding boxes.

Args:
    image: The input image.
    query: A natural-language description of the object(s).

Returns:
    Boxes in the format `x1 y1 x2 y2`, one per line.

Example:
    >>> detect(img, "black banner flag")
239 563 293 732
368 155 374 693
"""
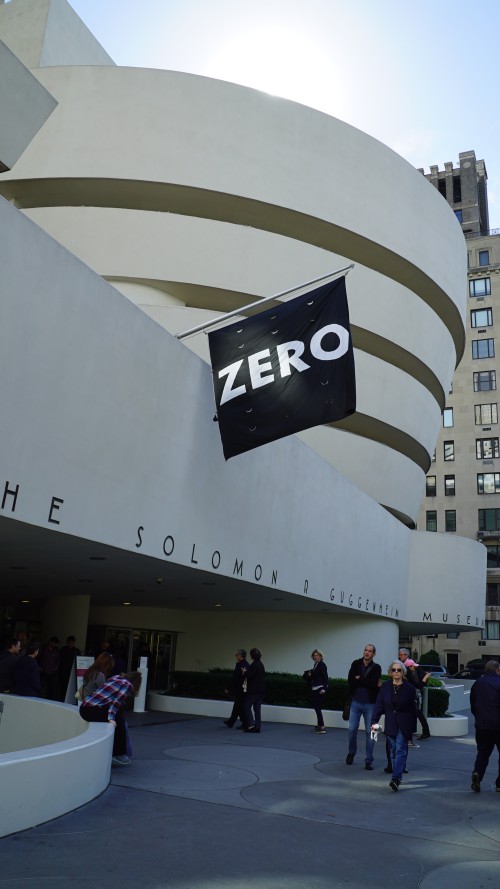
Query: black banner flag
208 275 356 460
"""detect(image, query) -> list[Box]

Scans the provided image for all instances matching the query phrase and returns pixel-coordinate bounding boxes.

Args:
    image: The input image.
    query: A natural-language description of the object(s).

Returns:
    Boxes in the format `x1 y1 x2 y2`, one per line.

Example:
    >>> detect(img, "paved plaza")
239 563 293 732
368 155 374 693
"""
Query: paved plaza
1 710 500 888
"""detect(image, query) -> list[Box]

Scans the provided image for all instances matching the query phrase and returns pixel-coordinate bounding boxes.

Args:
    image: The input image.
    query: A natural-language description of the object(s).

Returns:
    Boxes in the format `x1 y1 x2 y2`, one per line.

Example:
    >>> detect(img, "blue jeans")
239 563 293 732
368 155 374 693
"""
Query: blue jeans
387 729 408 782
348 699 375 763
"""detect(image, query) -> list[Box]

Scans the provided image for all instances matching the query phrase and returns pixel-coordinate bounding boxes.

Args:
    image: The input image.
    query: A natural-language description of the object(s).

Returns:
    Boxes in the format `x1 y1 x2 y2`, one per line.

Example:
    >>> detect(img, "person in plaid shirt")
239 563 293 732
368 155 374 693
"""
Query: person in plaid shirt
79 671 142 765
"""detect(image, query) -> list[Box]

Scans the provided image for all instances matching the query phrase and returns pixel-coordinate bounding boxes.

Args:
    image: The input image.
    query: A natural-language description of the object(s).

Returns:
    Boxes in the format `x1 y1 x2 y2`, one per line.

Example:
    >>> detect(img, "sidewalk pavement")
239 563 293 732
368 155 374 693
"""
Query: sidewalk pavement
1 709 500 889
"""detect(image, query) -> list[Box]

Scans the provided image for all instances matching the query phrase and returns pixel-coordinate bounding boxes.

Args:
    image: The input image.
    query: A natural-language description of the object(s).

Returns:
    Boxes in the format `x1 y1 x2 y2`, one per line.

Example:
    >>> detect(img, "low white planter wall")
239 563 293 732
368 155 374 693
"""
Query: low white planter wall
147 692 469 737
0 695 114 837
438 682 469 712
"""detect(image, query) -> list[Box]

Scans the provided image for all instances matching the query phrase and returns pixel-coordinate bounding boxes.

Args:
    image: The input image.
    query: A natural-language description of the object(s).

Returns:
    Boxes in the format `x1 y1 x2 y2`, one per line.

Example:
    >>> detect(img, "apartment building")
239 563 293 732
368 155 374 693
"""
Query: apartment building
416 151 500 672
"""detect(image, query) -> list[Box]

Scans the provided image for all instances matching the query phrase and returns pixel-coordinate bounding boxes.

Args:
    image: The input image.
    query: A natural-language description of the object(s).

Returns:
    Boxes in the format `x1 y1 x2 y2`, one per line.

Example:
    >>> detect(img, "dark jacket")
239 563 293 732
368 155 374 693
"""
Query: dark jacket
232 658 249 694
371 679 417 740
407 665 432 692
308 660 328 692
14 655 43 697
348 657 381 704
0 650 17 692
245 659 266 696
471 671 500 729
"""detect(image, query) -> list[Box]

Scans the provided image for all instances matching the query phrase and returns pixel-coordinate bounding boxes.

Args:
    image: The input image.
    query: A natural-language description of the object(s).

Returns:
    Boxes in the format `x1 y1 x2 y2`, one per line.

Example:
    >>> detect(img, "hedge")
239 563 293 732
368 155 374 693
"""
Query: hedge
165 669 449 718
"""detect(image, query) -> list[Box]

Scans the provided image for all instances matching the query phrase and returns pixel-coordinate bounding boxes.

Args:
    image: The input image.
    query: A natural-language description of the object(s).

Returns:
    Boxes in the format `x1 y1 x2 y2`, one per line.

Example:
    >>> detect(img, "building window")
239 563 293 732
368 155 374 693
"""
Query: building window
426 475 436 497
475 403 498 425
426 510 437 532
479 250 490 267
479 508 500 531
445 475 455 496
486 550 500 571
486 585 500 606
471 308 493 328
443 407 454 427
470 277 491 298
472 338 495 360
455 209 463 223
474 370 496 391
477 437 500 459
444 440 454 461
483 620 500 640
431 449 436 462
477 473 500 494
445 510 456 532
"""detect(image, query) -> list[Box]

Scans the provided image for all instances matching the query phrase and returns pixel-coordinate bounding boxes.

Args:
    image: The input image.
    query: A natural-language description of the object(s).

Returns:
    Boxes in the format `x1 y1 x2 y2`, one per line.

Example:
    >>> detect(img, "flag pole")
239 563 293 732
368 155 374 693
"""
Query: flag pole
175 263 354 340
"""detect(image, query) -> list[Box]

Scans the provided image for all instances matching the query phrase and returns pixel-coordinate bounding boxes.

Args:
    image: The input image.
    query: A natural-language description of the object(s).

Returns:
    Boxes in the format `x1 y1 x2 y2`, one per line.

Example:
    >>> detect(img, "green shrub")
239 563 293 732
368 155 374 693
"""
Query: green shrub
165 669 450 718
419 648 441 666
167 670 351 710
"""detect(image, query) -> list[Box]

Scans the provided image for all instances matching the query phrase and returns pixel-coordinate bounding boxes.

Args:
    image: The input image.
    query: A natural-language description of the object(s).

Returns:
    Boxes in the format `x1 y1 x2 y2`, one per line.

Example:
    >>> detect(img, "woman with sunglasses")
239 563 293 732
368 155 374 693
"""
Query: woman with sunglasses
371 660 417 791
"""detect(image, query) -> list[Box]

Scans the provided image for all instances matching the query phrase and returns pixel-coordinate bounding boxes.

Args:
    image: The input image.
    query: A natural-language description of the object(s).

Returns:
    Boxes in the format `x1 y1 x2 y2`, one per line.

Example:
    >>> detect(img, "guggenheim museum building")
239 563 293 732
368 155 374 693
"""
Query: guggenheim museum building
0 0 486 683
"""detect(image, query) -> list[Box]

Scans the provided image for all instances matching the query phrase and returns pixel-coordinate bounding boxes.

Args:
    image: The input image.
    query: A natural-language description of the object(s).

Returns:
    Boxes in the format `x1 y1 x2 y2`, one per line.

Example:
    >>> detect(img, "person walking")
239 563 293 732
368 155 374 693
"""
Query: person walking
398 648 431 740
223 648 249 729
304 649 328 734
346 643 381 769
243 648 266 733
470 660 500 792
371 659 417 792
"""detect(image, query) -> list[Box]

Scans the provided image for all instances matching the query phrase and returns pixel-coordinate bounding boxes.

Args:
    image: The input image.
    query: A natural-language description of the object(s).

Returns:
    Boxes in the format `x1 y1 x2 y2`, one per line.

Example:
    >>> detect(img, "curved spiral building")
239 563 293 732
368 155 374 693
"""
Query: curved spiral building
0 0 485 675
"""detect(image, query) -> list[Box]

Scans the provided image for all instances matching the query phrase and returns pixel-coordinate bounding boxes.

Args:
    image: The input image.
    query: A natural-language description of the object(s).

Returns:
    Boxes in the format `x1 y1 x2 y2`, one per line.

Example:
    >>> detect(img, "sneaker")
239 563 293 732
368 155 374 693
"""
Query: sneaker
346 753 354 765
471 772 481 793
313 726 326 734
365 763 374 770
408 741 420 748
389 779 400 792
223 719 233 727
112 755 131 766
384 765 392 773
418 734 431 741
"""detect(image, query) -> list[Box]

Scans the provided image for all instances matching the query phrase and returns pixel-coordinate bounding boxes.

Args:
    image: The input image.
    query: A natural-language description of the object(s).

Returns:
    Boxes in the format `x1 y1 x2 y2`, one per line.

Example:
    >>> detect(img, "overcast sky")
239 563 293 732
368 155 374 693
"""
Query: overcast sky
69 0 500 227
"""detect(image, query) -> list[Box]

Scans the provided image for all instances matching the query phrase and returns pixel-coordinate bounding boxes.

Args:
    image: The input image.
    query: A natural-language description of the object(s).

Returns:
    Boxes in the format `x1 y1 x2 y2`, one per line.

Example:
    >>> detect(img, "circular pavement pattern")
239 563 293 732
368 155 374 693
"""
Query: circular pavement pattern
419 861 500 888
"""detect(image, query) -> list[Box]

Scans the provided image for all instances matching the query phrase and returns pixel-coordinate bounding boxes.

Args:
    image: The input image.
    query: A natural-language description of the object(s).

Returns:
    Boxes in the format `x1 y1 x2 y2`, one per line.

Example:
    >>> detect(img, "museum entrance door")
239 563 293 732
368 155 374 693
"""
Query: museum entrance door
86 625 176 690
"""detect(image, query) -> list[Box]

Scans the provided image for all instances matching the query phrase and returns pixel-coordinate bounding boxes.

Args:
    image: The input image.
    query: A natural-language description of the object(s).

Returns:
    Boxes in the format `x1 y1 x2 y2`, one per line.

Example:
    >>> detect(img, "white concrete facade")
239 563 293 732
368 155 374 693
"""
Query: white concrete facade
0 0 486 679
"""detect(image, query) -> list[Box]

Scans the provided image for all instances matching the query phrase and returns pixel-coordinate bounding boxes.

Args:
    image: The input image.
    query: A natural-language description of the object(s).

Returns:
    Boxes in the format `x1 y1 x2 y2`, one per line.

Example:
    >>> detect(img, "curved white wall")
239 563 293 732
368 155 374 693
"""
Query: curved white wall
0 8 483 643
2 64 465 526
0 695 113 838
0 197 486 636
3 66 466 349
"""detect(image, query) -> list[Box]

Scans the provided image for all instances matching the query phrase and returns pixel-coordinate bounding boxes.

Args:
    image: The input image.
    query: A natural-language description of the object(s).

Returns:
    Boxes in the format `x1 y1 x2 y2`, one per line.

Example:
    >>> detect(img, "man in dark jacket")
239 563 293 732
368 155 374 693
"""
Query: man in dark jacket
470 660 500 792
346 643 382 769
0 637 21 692
242 648 266 733
223 648 249 729
14 641 43 697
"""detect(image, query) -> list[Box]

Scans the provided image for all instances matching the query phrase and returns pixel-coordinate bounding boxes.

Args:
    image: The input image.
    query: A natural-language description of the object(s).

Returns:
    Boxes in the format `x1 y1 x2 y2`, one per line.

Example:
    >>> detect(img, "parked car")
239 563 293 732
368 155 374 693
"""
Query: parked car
452 666 484 680
418 664 449 679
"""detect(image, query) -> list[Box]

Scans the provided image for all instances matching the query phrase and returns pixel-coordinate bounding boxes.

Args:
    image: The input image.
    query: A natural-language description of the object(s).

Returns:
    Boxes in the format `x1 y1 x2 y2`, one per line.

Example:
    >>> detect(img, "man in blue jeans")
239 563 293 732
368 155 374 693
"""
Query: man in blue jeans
346 643 381 770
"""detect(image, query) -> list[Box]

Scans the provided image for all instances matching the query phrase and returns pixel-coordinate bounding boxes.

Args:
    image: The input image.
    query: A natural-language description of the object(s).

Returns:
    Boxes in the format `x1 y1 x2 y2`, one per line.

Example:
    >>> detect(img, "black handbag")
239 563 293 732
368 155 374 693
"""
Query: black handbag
342 697 352 721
